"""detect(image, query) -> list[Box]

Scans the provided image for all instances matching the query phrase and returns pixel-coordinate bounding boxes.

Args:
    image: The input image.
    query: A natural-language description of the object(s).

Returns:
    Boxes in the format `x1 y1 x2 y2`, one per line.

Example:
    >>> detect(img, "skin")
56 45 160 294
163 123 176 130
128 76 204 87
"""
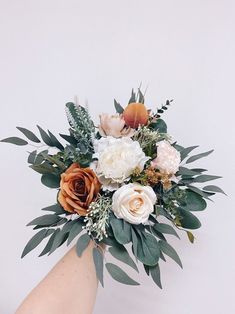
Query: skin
16 241 99 314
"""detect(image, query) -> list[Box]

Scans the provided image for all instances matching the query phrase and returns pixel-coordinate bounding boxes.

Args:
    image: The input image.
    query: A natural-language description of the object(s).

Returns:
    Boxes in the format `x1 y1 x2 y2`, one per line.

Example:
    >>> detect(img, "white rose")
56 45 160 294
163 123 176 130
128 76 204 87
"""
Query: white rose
151 140 181 175
112 183 157 224
93 137 149 190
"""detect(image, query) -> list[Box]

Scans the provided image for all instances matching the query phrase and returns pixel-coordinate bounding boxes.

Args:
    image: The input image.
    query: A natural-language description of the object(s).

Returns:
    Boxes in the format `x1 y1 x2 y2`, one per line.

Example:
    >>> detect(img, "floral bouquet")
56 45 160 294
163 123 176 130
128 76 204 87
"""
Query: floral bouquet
1 89 224 287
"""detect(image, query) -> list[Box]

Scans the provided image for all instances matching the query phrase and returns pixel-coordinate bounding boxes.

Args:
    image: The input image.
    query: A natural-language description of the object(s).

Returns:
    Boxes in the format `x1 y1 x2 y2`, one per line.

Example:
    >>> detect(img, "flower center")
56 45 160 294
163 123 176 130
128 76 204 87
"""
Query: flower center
129 197 144 213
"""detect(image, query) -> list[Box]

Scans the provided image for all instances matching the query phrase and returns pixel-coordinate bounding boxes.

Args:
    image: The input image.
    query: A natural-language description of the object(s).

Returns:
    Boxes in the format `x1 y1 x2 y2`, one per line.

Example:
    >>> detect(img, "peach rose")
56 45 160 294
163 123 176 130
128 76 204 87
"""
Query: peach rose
123 102 149 129
58 163 101 216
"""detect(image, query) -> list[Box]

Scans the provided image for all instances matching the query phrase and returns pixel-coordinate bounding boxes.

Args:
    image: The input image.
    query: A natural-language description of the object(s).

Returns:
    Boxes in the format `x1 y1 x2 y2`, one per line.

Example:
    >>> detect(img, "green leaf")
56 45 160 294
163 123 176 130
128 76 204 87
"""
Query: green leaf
138 89 145 103
76 234 90 257
153 223 180 239
105 263 140 286
149 264 162 289
49 229 69 254
190 168 207 173
109 244 138 272
41 203 66 215
110 217 131 245
186 149 214 164
193 175 222 183
59 133 77 146
180 146 199 161
128 89 136 104
177 167 199 177
67 220 83 245
203 185 226 195
27 150 37 164
21 229 49 258
177 207 201 229
93 247 104 286
30 163 57 175
37 125 53 146
48 130 64 150
159 240 183 268
27 214 61 227
149 118 167 133
114 99 124 114
136 231 160 266
16 127 40 143
131 228 138 257
181 190 207 211
188 185 214 199
1 137 28 146
39 229 60 256
34 150 48 164
41 174 60 188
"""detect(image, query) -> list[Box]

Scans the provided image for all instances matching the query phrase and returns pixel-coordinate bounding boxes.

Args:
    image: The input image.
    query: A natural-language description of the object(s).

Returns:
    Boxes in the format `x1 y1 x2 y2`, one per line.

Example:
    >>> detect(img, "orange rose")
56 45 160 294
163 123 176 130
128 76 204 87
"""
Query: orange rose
123 102 149 129
58 163 101 216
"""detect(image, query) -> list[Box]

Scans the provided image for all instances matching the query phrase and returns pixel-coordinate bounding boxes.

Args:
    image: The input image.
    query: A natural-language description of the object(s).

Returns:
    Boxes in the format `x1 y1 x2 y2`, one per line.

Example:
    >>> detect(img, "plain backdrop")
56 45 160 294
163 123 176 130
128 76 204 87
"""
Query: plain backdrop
0 1 235 313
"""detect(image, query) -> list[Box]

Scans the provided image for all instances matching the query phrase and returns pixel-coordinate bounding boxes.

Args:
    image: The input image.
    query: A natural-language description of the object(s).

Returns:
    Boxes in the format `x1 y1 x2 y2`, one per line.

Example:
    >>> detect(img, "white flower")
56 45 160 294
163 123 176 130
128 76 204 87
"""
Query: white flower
151 140 181 175
93 137 149 190
112 183 157 224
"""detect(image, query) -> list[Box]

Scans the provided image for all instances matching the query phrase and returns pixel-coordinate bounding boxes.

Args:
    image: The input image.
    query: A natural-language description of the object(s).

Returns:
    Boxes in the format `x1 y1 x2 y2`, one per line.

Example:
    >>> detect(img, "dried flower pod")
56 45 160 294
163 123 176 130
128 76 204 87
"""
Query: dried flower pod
123 102 149 129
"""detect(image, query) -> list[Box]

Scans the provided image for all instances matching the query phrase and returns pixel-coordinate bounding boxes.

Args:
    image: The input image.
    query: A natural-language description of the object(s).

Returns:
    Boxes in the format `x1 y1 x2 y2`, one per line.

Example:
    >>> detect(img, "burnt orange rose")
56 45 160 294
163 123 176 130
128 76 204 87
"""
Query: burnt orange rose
123 102 149 129
58 163 101 216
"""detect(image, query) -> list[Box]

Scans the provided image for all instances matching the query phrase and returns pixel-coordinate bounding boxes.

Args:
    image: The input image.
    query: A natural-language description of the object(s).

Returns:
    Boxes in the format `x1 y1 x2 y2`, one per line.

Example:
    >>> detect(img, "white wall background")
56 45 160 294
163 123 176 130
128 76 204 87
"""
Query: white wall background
0 0 234 313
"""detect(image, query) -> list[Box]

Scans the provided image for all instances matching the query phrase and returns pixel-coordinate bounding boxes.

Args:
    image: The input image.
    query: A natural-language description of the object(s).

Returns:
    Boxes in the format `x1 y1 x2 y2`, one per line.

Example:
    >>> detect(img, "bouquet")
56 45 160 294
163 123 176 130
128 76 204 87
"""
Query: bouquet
1 89 225 288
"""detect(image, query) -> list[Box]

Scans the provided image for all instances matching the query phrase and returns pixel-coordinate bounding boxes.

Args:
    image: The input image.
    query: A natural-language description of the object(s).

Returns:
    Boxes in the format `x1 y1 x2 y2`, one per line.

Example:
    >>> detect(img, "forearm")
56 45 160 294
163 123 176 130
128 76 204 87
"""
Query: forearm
16 241 98 314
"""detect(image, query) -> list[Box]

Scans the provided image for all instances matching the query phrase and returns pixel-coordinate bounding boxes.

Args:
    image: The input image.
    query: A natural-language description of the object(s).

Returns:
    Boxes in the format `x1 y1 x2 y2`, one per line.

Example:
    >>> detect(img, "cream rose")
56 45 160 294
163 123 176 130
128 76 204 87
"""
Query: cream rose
151 140 181 175
112 183 157 224
93 137 149 190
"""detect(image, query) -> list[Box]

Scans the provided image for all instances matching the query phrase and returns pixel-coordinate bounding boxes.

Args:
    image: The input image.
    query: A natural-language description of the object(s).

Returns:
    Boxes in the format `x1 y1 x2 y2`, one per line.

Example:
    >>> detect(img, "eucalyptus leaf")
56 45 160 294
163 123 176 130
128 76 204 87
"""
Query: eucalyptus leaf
177 207 202 229
110 217 131 244
21 229 48 258
41 203 66 215
149 119 167 133
181 190 207 211
48 130 64 150
39 229 60 256
203 185 226 195
16 127 40 143
153 223 180 239
109 244 138 272
149 264 162 289
159 240 183 268
27 214 60 226
37 125 53 146
67 220 83 245
186 149 214 164
59 133 78 146
177 167 198 177
27 150 37 164
1 137 28 146
193 175 222 183
41 174 60 188
106 263 140 286
136 232 160 266
180 145 199 161
93 247 104 286
76 234 91 257
49 230 69 254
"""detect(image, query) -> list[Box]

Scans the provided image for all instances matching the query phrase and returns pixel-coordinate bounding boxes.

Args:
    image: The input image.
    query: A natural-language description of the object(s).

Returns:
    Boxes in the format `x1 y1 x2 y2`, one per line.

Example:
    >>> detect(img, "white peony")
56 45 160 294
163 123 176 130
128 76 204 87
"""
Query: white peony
151 140 181 175
112 183 157 224
93 137 149 190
